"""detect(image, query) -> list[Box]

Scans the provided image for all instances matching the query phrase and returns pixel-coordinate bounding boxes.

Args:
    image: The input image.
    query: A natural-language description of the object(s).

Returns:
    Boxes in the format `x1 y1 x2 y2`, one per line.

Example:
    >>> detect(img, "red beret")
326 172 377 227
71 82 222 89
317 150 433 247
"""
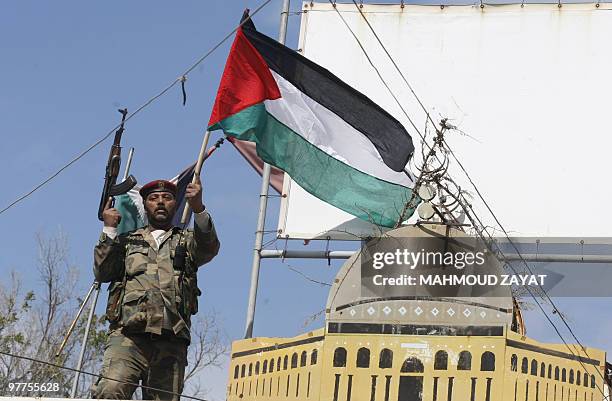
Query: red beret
139 180 177 198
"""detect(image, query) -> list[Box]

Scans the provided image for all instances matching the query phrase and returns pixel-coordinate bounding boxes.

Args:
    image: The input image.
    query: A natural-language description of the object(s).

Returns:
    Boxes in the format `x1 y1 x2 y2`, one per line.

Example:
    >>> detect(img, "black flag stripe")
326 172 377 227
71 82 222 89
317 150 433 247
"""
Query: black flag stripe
241 20 414 173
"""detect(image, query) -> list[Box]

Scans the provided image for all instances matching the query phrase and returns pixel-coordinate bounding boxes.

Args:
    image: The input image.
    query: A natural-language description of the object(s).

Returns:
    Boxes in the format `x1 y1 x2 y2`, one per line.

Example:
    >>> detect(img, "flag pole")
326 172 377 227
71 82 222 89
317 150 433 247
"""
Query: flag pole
244 0 290 339
180 130 211 225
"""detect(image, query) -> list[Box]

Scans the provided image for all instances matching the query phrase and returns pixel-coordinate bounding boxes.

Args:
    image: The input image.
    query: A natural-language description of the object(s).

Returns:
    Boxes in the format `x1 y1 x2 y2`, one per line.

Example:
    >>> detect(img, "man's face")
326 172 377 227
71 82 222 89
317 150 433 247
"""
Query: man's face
144 191 177 229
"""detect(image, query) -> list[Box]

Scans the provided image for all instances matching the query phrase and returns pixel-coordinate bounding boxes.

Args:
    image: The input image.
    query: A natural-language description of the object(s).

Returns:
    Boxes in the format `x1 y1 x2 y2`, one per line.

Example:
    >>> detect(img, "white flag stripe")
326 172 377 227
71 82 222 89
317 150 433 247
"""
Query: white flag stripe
264 71 412 187
127 189 147 224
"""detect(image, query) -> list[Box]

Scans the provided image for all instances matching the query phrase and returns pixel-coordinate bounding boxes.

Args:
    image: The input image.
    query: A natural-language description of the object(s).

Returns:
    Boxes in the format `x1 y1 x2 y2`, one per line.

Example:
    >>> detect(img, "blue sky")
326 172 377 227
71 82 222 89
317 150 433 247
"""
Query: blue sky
1 1 609 399
0 1 341 397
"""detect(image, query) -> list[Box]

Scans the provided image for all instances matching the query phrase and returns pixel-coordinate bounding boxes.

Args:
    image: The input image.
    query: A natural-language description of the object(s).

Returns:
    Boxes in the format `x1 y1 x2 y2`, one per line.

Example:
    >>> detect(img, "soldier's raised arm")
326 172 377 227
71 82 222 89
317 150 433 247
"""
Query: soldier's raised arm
93 197 126 282
184 174 220 268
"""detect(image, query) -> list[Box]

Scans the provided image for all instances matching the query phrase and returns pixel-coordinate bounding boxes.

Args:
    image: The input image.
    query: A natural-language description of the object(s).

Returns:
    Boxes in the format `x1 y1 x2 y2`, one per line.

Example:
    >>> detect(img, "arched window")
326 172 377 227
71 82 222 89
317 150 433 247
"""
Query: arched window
481 352 495 371
379 348 393 369
401 357 424 373
510 354 518 372
434 350 448 370
530 359 538 376
241 364 245 378
590 374 596 388
555 366 560 381
283 355 288 370
333 347 347 367
356 347 370 368
263 360 268 374
569 369 574 384
311 349 318 365
562 368 566 382
269 358 275 373
540 362 546 378
255 361 260 375
277 357 281 372
234 365 239 379
291 353 298 369
548 364 552 379
458 351 472 370
249 363 253 376
521 357 529 374
300 351 307 367
577 371 581 386
584 373 589 387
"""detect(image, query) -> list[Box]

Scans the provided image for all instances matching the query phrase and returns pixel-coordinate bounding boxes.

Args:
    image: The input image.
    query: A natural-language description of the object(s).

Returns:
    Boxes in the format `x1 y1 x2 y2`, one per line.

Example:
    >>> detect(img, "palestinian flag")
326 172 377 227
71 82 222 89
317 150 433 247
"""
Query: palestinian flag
208 14 417 227
114 164 195 234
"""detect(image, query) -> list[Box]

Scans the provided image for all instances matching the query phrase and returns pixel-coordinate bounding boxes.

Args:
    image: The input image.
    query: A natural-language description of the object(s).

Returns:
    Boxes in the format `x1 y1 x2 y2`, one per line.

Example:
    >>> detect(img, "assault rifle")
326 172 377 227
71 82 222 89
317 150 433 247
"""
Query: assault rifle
97 108 137 220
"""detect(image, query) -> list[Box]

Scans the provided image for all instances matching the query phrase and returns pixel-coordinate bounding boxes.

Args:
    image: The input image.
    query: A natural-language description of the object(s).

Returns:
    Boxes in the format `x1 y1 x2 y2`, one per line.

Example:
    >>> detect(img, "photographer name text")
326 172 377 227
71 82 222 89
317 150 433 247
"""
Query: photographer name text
372 273 547 287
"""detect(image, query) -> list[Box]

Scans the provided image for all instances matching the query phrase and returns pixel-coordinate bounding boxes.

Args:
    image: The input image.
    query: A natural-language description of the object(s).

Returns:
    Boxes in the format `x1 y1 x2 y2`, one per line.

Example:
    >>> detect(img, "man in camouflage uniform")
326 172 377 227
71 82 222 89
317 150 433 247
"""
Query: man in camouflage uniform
92 175 220 400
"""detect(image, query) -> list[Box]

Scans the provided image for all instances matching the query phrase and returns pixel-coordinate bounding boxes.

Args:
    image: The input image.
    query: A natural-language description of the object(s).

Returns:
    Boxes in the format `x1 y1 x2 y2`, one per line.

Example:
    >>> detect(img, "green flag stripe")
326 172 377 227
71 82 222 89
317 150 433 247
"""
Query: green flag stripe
115 190 146 235
210 103 416 228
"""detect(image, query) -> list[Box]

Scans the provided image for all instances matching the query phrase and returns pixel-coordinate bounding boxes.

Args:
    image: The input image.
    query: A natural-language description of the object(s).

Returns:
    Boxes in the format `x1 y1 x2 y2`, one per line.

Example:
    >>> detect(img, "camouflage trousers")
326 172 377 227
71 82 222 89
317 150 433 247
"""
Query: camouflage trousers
91 329 188 400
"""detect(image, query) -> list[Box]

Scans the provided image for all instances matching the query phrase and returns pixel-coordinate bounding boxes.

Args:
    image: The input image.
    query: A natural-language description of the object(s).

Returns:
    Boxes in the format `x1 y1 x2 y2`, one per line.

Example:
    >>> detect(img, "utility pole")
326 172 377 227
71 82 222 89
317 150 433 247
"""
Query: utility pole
244 0 291 339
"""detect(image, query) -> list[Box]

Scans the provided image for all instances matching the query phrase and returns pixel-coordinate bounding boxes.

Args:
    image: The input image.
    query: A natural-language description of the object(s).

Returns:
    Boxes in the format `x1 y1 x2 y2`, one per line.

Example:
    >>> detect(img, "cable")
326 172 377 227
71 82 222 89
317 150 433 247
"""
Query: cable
445 140 610 388
0 350 208 401
344 2 608 393
349 0 441 136
327 0 459 226
327 0 425 143
270 240 332 287
437 180 608 397
261 236 279 249
348 0 591 347
0 0 274 217
284 263 332 287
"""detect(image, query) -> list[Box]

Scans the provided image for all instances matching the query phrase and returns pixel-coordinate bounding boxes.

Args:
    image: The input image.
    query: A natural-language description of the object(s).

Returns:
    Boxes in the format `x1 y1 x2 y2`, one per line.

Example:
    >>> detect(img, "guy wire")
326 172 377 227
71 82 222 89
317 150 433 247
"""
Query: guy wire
0 350 208 401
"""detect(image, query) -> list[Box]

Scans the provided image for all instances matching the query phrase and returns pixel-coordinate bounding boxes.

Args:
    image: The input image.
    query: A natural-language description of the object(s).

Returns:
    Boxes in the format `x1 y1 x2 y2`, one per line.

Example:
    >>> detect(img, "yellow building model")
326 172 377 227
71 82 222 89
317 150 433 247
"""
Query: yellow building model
226 224 608 401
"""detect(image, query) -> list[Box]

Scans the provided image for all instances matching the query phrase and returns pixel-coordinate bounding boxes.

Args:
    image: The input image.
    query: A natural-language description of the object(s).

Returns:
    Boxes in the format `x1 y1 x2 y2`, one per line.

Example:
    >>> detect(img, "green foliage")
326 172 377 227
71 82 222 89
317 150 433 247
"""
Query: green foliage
21 291 35 310
0 290 34 349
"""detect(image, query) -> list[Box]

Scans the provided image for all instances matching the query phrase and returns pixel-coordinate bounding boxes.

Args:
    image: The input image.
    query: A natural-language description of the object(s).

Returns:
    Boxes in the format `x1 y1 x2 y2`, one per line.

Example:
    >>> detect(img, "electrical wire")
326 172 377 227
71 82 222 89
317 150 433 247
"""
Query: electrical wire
327 0 456 226
349 0 446 135
0 0 274 217
283 263 332 287
0 350 208 401
445 139 610 388
326 0 425 143
347 0 586 340
261 237 333 287
437 179 608 397
344 1 609 393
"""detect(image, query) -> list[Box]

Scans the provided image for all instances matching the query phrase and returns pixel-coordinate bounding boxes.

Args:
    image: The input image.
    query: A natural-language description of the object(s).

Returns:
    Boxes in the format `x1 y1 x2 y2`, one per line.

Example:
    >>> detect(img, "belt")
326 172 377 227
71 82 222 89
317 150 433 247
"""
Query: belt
122 328 189 345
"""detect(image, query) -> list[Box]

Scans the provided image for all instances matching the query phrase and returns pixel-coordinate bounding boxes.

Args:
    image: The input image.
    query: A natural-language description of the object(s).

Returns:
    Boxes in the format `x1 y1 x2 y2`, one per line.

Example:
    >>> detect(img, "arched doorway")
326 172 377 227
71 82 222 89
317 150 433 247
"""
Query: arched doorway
398 357 424 401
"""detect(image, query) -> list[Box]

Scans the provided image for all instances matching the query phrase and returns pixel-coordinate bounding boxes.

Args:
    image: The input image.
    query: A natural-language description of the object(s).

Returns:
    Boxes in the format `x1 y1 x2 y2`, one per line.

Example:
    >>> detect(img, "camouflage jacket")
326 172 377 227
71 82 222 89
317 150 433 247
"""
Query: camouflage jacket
93 212 220 343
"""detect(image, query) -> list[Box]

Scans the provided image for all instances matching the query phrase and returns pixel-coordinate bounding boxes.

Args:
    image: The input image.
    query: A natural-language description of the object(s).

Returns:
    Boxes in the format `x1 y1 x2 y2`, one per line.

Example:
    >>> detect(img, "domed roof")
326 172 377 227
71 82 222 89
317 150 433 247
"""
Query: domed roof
325 224 513 335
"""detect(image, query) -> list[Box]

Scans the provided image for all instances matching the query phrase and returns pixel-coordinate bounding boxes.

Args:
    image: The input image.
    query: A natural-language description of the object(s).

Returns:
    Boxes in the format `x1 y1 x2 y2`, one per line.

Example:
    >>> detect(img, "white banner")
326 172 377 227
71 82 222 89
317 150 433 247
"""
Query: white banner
278 2 612 240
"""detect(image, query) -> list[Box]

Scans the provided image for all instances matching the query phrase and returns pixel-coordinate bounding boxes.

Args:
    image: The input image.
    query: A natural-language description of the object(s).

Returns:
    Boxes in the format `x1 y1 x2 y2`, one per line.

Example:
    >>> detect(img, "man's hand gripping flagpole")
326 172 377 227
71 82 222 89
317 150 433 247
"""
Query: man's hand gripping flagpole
181 130 212 225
